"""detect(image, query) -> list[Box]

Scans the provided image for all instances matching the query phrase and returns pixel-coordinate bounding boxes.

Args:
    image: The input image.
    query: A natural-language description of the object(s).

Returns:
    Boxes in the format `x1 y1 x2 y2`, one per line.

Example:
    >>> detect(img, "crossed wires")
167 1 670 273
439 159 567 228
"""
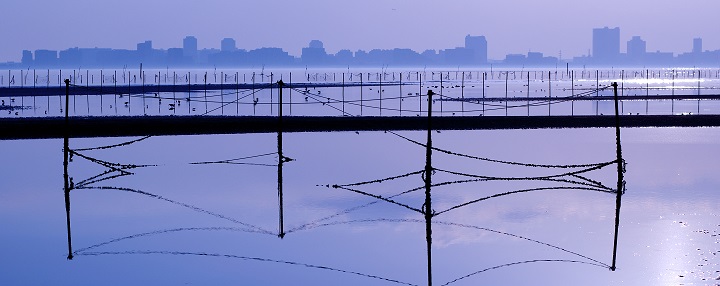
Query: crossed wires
293 82 624 284
64 79 623 285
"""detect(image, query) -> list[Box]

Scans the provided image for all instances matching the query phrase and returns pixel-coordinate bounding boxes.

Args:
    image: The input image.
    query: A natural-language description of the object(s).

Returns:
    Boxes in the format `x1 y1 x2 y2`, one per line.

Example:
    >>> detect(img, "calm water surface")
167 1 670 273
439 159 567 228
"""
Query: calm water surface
1 127 719 285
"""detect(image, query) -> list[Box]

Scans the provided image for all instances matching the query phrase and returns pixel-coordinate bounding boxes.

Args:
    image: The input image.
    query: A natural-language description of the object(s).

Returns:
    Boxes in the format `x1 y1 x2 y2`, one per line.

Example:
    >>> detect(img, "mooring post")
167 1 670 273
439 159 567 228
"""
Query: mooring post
527 71 530 116
595 70 599 115
419 73 423 114
424 89 435 286
439 72 443 115
571 70 574 116
482 72 485 114
63 79 73 260
610 82 625 271
360 73 363 116
128 71 131 114
697 69 701 114
548 71 552 116
399 72 403 116
142 70 146 115
504 71 508 116
379 70 383 116
461 71 465 115
277 80 285 239
671 70 674 114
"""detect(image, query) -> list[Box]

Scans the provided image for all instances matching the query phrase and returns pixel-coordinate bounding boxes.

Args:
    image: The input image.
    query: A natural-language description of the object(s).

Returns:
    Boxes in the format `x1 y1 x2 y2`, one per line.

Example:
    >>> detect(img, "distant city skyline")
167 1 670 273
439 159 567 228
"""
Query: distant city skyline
5 28 720 68
3 0 720 63
3 27 719 64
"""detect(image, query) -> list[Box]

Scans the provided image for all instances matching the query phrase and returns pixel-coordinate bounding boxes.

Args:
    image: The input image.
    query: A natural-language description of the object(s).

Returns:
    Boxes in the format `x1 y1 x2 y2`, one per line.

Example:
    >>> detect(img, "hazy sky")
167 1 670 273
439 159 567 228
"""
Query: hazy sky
2 0 719 62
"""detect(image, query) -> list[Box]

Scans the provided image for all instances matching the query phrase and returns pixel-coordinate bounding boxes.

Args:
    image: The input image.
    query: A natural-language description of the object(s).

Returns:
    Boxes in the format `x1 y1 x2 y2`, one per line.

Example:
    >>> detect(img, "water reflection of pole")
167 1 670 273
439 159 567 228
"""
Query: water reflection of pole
277 80 285 238
610 82 624 271
63 79 74 260
423 90 434 286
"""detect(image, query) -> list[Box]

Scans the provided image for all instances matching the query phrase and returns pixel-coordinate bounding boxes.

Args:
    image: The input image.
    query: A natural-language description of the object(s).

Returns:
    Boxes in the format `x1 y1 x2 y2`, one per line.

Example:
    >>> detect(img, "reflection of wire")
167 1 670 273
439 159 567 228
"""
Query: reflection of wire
73 136 152 152
75 185 274 235
334 170 424 187
283 218 609 268
190 152 279 167
434 186 614 216
332 185 423 214
389 131 615 169
73 226 266 254
76 251 418 286
434 166 615 191
69 150 154 188
441 259 608 286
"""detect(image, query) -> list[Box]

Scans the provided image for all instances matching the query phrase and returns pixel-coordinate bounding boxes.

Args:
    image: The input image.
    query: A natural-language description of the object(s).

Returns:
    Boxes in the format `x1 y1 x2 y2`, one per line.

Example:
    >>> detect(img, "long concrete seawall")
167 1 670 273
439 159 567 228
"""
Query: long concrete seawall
2 115 720 140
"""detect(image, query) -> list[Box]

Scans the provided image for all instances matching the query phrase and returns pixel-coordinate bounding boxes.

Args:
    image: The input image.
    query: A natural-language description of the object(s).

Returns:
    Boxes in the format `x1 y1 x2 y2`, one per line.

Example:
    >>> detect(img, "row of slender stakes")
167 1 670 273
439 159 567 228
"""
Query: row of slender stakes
4 68 720 87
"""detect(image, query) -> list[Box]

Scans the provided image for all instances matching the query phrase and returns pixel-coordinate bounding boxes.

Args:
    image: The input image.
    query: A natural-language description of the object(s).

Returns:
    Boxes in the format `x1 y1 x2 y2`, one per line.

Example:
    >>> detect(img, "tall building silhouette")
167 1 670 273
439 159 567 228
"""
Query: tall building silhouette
34 50 58 66
21 50 33 65
183 36 198 58
464 35 488 64
301 40 328 65
136 41 152 52
627 36 646 57
693 38 702 53
221 38 236 52
593 27 620 62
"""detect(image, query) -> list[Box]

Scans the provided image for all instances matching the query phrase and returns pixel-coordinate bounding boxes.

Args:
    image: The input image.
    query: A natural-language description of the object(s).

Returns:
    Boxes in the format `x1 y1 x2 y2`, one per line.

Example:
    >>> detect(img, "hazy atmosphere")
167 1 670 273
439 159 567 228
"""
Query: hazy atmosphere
2 1 720 285
2 0 719 62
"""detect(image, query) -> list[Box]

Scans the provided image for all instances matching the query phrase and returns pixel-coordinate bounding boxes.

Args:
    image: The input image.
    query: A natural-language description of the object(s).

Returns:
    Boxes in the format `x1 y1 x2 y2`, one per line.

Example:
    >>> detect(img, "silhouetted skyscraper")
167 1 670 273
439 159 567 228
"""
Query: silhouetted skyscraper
34 50 58 66
693 38 702 53
21 50 33 65
593 27 620 62
464 35 488 64
183 36 198 58
301 40 327 65
308 40 323 49
221 38 236 52
627 36 646 57
137 41 152 52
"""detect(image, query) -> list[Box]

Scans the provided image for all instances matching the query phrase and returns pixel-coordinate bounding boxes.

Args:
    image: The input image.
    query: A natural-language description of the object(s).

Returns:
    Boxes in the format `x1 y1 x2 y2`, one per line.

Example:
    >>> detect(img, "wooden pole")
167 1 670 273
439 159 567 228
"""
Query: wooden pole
424 89 434 286
461 72 464 115
277 80 285 238
527 71 530 116
505 71 508 116
610 82 625 271
63 79 73 260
